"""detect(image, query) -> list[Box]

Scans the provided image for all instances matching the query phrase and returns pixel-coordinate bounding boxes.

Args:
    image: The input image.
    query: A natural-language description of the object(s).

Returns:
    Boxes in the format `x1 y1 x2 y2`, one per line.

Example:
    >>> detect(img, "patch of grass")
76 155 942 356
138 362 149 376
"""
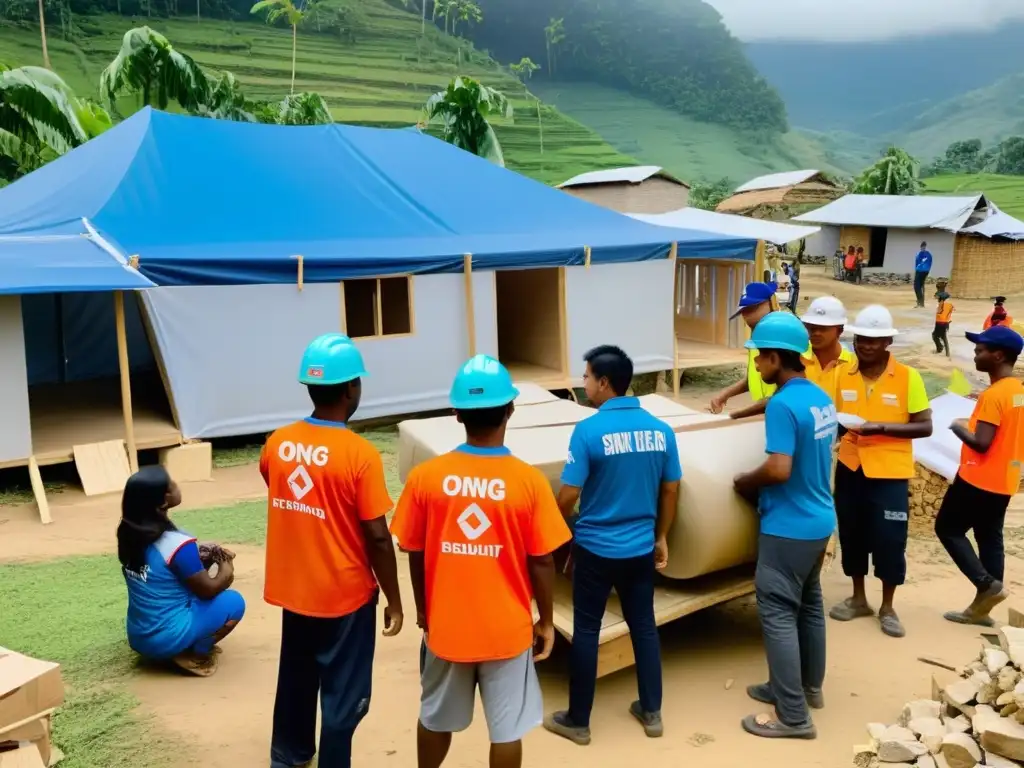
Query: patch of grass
925 173 1024 219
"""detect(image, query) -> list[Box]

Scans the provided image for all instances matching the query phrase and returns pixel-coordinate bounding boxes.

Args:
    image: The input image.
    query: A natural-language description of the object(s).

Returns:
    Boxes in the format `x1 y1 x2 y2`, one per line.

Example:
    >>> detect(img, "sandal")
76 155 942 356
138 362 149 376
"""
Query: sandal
741 713 816 740
879 612 906 638
171 651 219 677
944 609 996 628
829 598 874 622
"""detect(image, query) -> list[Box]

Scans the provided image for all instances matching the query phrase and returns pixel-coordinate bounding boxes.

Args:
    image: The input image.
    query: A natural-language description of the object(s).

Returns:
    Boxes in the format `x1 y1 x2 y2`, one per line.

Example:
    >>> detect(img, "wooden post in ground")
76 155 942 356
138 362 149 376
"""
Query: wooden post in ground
463 254 476 357
669 242 680 398
114 291 139 473
28 456 52 525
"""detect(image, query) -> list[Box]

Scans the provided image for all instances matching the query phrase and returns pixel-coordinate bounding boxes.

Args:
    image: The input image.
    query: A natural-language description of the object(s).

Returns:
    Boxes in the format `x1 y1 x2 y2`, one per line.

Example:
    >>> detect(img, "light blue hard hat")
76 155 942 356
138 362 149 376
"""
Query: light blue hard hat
298 333 368 386
450 355 520 410
744 312 809 354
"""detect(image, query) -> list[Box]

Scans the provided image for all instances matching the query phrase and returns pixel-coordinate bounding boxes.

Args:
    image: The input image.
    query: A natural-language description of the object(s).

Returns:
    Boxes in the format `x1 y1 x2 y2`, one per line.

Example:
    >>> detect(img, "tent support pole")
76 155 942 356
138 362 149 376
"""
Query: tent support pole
115 291 139 473
584 245 591 268
463 254 476 357
670 241 680 398
558 266 569 380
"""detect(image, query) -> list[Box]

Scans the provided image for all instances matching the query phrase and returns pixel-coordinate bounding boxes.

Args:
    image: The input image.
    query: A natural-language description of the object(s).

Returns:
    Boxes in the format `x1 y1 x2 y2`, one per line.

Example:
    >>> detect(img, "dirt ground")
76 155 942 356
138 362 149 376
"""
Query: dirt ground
2 272 1022 767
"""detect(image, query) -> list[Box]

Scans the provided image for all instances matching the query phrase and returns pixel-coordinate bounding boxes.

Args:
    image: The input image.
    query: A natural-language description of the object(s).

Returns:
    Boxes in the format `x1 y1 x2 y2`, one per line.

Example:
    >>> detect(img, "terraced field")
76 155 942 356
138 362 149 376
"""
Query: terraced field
925 173 1024 219
0 5 633 184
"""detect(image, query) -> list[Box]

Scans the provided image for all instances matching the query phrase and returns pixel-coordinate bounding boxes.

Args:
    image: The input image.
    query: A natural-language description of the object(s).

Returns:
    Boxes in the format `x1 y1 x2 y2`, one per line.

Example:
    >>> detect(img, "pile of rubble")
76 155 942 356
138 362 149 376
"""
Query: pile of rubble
908 464 950 537
854 626 1024 767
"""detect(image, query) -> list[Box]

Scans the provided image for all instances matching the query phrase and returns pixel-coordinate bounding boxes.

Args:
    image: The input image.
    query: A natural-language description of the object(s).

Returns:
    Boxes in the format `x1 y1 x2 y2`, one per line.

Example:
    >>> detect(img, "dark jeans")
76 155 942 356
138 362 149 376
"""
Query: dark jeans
755 533 829 727
568 544 661 727
788 286 800 313
933 322 950 355
935 475 1011 590
270 595 378 768
834 463 910 585
914 271 928 306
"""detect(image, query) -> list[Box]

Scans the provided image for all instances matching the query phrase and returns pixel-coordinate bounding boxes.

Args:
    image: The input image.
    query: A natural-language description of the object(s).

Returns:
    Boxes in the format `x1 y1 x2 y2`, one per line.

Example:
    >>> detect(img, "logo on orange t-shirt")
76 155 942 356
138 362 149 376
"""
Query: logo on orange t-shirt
260 419 393 618
391 449 571 664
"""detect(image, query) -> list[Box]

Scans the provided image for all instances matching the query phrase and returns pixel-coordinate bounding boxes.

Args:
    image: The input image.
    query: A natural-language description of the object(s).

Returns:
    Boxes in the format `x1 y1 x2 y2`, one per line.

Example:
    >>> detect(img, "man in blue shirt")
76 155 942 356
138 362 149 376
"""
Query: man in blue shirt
543 345 682 746
914 241 933 308
732 313 837 741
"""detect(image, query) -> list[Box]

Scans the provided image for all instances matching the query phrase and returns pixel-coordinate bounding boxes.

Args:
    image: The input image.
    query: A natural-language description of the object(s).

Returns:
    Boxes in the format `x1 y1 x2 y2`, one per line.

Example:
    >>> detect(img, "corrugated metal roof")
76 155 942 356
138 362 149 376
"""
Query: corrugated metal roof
794 194 987 231
557 166 688 188
629 207 820 245
961 207 1024 240
735 169 821 193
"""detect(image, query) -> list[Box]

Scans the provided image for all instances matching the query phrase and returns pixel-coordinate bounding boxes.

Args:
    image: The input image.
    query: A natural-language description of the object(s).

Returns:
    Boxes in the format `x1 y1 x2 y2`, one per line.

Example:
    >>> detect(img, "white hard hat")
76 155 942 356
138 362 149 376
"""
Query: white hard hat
847 304 899 338
800 296 847 327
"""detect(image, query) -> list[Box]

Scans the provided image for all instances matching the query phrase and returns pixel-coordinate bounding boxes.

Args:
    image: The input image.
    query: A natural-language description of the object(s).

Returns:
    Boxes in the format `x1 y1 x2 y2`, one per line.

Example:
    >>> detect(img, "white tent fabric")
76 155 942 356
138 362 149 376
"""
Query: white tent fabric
795 194 986 231
629 207 820 245
961 207 1024 240
735 169 820 193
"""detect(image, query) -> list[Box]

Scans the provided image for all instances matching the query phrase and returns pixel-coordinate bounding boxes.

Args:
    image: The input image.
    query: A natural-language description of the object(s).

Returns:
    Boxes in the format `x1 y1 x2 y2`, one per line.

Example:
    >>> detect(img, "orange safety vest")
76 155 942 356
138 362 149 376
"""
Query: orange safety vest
984 312 1014 330
835 357 916 480
936 300 954 323
844 253 857 270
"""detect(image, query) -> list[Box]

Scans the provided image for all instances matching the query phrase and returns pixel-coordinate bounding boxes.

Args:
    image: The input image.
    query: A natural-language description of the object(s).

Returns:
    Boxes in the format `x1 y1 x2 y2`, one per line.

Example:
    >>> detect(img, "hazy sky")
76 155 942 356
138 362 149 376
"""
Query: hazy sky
704 0 1024 42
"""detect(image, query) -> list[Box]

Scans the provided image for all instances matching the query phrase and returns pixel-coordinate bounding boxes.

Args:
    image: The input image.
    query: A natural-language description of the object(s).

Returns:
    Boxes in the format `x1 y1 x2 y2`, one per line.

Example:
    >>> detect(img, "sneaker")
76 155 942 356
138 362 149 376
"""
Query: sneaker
629 701 663 738
543 711 591 746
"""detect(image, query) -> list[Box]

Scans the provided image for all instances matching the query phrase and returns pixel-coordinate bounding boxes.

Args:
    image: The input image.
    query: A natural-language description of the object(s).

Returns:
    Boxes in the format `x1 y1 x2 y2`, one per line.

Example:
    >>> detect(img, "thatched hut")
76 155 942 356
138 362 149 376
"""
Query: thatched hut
949 210 1024 298
558 166 691 214
716 170 845 219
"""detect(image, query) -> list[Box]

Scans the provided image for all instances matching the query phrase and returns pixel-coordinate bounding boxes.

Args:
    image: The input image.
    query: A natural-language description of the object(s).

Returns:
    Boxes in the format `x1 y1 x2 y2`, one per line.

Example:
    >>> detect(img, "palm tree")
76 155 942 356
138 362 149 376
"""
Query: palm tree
423 75 511 166
250 0 305 95
510 56 542 155
450 0 481 37
853 147 923 196
100 27 211 116
544 17 565 79
276 91 333 125
37 0 51 69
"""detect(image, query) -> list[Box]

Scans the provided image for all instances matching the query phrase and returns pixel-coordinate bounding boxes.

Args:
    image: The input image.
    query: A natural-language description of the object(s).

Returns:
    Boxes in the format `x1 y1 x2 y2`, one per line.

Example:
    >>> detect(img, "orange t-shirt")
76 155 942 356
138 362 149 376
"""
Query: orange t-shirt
959 378 1024 496
390 446 571 664
260 418 393 618
984 312 1014 330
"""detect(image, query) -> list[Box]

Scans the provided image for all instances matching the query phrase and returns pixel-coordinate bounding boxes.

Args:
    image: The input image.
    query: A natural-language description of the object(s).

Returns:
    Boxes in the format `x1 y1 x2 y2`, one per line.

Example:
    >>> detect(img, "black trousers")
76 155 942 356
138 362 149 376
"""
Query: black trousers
834 464 910 585
788 286 800 313
914 271 928 306
933 322 950 355
935 475 1011 590
568 544 661 727
270 595 378 768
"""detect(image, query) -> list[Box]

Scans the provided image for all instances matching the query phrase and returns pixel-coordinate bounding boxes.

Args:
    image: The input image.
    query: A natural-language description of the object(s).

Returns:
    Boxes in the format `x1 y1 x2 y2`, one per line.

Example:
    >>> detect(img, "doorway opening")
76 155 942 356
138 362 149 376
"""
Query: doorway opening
495 267 565 385
869 227 888 268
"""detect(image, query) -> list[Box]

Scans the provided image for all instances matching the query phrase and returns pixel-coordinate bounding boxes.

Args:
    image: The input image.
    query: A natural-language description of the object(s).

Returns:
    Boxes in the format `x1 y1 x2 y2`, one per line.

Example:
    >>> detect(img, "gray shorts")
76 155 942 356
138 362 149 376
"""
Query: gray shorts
419 642 542 744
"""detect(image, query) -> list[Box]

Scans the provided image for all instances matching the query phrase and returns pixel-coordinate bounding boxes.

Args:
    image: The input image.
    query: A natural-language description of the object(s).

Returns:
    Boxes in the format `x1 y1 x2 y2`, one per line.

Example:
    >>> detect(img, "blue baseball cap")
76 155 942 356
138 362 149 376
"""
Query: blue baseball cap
966 326 1024 355
730 282 777 320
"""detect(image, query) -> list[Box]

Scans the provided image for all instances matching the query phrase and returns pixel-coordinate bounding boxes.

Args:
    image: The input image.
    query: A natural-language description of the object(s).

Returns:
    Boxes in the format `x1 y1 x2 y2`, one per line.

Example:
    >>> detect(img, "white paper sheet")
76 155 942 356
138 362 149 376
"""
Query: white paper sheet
912 393 974 481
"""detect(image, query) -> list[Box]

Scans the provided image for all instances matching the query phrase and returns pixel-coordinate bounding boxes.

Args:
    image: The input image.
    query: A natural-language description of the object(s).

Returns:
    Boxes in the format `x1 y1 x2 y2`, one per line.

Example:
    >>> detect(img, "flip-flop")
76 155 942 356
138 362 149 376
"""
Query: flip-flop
741 713 816 740
944 610 996 628
879 613 906 638
829 598 875 622
746 683 824 710
171 652 219 677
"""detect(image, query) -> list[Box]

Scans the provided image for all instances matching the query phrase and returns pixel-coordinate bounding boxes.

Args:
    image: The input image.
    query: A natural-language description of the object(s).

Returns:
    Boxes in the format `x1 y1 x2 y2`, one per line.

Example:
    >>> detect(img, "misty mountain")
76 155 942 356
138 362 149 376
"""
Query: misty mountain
746 23 1024 135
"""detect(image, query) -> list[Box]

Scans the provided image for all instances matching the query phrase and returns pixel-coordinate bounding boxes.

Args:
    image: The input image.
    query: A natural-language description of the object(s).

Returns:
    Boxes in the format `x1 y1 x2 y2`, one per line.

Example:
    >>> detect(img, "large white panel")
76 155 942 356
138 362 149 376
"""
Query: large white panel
0 296 32 463
879 229 954 277
804 225 839 258
471 269 498 358
144 283 342 438
565 260 675 377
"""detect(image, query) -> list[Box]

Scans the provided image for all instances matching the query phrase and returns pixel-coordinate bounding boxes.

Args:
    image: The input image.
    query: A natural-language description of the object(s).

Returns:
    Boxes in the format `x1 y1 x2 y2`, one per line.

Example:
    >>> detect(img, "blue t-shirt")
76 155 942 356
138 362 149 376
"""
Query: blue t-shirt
760 379 837 541
915 250 933 273
561 397 683 559
123 530 205 658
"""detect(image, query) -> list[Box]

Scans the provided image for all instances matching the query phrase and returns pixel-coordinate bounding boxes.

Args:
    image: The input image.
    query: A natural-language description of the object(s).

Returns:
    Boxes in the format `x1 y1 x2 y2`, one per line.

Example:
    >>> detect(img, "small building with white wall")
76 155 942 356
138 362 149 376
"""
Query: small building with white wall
558 166 691 214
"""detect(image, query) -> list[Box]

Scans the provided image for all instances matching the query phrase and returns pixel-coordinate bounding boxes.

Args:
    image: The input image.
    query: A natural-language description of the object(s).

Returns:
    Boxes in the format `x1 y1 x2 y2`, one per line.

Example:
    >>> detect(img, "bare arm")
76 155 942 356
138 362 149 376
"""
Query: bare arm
556 485 581 519
360 517 403 616
655 481 680 542
858 409 933 440
711 377 749 412
184 559 235 601
734 453 793 500
952 420 997 454
408 551 427 630
728 398 769 420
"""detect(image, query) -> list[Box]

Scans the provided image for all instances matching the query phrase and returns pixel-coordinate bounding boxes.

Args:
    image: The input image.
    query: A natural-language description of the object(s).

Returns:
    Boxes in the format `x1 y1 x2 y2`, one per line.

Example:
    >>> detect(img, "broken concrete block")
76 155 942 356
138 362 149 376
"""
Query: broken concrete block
941 732 982 768
981 716 1024 761
983 752 1024 767
948 679 983 707
999 692 1016 707
911 718 947 754
904 700 944 725
987 649 1012 675
881 725 917 742
981 683 1002 705
917 756 937 768
974 705 1001 736
878 740 928 762
945 715 972 734
999 627 1024 667
867 722 888 740
999 667 1021 692
1004 702 1022 718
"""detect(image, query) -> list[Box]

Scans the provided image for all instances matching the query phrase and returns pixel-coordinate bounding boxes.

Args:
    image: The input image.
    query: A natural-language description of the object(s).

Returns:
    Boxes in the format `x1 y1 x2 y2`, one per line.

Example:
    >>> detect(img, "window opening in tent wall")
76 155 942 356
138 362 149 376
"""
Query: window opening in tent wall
675 261 714 319
342 276 413 339
494 267 564 382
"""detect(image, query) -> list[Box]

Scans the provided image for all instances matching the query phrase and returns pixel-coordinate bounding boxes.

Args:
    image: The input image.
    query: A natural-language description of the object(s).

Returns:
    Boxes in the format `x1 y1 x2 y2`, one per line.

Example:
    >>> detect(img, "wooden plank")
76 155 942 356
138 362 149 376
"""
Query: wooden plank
1009 607 1024 629
27 456 51 525
463 254 476 357
114 291 138 473
597 634 636 678
0 744 46 768
73 440 131 497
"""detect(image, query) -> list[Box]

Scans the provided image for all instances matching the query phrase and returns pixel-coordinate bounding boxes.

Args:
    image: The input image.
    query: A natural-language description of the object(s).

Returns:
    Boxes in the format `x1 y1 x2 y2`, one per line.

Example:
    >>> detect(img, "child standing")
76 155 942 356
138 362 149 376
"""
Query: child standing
934 291 954 357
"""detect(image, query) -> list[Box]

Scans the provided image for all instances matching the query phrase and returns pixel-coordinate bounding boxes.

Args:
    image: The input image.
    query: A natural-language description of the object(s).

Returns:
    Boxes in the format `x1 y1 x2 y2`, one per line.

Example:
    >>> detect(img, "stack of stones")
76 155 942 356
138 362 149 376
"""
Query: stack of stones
854 626 1024 767
908 464 951 537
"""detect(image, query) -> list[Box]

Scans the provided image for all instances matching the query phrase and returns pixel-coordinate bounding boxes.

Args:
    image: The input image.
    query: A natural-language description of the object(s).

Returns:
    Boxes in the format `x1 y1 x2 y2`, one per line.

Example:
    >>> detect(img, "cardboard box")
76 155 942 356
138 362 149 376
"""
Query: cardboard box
0 716 51 766
0 745 46 768
0 649 64 734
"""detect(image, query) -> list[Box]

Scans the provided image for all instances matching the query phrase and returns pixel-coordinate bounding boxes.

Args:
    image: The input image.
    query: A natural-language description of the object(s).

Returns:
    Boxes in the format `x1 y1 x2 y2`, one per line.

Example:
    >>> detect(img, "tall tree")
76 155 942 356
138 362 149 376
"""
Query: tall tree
37 0 51 69
510 56 542 155
544 17 564 79
996 137 1024 176
450 0 481 37
853 147 923 195
100 27 210 115
423 75 511 166
250 0 305 94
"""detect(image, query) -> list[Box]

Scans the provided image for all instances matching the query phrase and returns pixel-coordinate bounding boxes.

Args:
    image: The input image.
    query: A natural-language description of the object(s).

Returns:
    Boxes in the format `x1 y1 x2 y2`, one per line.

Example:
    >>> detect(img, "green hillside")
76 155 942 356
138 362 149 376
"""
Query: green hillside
898 73 1024 160
531 81 872 184
925 173 1024 219
0 8 634 184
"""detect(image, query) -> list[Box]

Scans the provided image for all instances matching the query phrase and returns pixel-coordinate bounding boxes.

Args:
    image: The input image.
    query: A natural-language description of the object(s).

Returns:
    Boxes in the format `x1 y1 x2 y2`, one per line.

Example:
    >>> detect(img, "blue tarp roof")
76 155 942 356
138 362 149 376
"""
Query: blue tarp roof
0 108 756 287
0 235 157 295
